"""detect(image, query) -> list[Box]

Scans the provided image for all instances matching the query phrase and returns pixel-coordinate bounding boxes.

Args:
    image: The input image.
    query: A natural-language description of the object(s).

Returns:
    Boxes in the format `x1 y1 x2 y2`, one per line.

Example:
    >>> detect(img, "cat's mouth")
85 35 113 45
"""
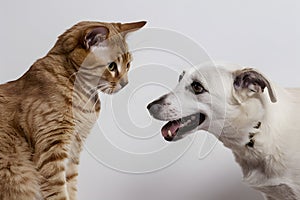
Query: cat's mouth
97 86 117 94
161 113 206 141
98 80 128 94
96 82 119 94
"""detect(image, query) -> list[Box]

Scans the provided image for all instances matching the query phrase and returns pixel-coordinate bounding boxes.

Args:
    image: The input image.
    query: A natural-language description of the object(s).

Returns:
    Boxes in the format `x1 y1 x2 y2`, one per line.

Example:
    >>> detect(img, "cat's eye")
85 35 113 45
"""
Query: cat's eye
108 62 117 71
191 81 205 94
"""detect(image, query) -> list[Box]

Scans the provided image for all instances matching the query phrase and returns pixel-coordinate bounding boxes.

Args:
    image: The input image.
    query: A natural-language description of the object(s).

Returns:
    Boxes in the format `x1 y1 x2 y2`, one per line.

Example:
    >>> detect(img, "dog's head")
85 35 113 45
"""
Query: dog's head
147 64 277 141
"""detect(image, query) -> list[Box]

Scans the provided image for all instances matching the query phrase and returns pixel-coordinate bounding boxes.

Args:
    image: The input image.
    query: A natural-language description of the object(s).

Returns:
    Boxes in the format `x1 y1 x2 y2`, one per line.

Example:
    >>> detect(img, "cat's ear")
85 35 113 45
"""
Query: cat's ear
83 26 109 49
118 21 147 36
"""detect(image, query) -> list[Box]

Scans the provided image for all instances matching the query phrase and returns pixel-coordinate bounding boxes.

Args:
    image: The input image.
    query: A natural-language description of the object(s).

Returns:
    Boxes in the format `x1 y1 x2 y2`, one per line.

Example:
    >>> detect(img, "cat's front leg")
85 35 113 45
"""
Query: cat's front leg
34 135 71 200
65 136 82 200
66 158 79 200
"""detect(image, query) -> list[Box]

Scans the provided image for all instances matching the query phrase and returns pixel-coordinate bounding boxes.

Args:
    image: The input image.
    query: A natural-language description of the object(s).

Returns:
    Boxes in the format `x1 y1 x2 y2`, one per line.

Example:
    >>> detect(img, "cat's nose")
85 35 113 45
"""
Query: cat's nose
120 79 128 88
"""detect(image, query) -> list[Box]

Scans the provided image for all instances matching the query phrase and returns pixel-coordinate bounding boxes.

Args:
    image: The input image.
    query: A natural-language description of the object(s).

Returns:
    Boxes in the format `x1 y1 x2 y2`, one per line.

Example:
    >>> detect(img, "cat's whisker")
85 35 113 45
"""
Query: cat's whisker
91 98 101 117
96 83 109 90
77 72 102 82
82 90 100 110
86 90 98 105
97 85 113 93
106 89 110 94
108 88 114 94
68 71 79 81
86 83 107 94
82 84 113 110
75 76 108 95
98 85 110 92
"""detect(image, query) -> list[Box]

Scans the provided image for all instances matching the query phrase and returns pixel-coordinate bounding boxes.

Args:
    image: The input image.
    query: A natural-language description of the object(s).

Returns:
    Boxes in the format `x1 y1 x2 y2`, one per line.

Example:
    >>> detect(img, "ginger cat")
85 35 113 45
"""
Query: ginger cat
0 20 146 200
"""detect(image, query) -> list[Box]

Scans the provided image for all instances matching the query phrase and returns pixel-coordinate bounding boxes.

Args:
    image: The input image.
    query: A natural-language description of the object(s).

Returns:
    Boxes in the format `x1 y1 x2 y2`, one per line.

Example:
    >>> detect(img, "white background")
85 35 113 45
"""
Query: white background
0 1 299 200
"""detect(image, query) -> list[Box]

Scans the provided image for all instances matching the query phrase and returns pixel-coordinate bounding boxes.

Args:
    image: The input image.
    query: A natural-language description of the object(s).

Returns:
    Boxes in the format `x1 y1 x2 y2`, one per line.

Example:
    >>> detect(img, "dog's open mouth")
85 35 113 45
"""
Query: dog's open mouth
161 113 206 141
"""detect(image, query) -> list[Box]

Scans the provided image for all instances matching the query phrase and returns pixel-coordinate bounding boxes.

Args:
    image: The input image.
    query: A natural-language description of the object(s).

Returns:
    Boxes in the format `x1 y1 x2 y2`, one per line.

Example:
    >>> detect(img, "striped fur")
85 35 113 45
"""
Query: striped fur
0 21 146 200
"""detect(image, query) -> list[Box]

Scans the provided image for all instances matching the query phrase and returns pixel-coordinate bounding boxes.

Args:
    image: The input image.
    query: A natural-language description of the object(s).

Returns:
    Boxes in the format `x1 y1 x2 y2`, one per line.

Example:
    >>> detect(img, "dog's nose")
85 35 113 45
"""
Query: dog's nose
147 102 160 115
147 95 168 114
147 102 153 110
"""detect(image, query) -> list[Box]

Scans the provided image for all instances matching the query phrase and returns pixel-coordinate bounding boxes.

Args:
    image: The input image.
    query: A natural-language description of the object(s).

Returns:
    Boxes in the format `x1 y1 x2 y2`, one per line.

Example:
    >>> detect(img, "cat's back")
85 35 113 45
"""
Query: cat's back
0 69 54 122
0 80 23 136
0 80 21 109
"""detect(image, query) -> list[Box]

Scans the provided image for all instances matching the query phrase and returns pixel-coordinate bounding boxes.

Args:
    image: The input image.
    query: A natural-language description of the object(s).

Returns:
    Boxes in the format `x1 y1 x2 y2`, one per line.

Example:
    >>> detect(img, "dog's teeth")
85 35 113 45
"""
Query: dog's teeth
168 130 172 137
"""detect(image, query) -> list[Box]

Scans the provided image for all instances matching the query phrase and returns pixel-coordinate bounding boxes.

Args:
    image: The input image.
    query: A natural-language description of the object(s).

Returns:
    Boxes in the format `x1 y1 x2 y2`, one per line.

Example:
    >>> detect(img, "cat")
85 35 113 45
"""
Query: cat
0 20 146 200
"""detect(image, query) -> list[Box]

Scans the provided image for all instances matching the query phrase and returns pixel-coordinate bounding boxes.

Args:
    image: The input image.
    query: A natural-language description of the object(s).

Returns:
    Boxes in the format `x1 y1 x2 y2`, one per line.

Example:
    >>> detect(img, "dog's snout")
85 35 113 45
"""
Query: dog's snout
147 94 169 117
147 99 161 111
147 102 154 110
147 95 167 110
147 103 161 115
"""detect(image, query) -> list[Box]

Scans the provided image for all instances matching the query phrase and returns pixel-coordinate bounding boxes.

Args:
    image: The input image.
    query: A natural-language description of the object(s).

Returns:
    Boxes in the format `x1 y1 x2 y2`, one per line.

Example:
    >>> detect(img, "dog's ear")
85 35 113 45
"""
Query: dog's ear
179 70 186 82
233 68 277 103
83 26 109 49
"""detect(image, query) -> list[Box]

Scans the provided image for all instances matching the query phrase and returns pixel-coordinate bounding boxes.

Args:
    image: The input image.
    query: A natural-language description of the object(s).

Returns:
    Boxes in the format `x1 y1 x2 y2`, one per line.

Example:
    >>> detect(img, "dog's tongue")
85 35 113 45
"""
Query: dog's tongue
161 120 180 141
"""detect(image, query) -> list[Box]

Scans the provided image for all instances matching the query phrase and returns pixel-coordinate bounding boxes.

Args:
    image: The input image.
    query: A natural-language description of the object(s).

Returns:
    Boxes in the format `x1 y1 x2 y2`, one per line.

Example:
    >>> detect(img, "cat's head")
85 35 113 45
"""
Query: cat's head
50 21 146 94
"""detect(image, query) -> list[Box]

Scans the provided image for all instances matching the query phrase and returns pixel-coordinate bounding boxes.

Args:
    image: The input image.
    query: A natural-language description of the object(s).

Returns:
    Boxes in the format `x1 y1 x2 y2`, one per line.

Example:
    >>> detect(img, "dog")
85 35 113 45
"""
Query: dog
147 62 300 200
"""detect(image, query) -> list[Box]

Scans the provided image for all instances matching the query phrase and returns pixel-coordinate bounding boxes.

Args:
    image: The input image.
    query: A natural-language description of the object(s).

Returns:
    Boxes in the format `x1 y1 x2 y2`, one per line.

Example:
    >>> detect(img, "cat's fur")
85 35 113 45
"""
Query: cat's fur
0 20 146 200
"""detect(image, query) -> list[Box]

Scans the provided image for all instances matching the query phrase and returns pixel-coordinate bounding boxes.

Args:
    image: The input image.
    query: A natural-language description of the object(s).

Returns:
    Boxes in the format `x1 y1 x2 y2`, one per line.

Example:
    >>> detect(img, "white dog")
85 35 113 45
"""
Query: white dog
147 62 300 200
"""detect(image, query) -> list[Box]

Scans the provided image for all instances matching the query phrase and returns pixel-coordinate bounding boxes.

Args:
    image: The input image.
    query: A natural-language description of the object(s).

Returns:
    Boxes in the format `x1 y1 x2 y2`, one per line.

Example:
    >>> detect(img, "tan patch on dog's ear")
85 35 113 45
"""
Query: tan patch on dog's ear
233 68 277 103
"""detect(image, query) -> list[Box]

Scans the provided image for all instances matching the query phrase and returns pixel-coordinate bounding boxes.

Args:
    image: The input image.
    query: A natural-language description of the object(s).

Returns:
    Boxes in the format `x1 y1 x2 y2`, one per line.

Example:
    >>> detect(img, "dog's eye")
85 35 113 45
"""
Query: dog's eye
108 62 117 71
191 81 205 94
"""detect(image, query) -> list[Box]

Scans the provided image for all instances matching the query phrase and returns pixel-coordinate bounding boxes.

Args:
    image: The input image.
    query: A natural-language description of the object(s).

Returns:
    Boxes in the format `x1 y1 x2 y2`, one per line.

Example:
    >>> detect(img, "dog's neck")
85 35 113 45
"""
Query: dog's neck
218 92 289 182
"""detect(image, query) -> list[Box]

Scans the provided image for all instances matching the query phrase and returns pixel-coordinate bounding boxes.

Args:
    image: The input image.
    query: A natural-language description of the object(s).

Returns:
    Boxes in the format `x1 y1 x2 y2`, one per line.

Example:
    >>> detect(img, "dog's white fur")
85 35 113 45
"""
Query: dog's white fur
148 62 300 200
